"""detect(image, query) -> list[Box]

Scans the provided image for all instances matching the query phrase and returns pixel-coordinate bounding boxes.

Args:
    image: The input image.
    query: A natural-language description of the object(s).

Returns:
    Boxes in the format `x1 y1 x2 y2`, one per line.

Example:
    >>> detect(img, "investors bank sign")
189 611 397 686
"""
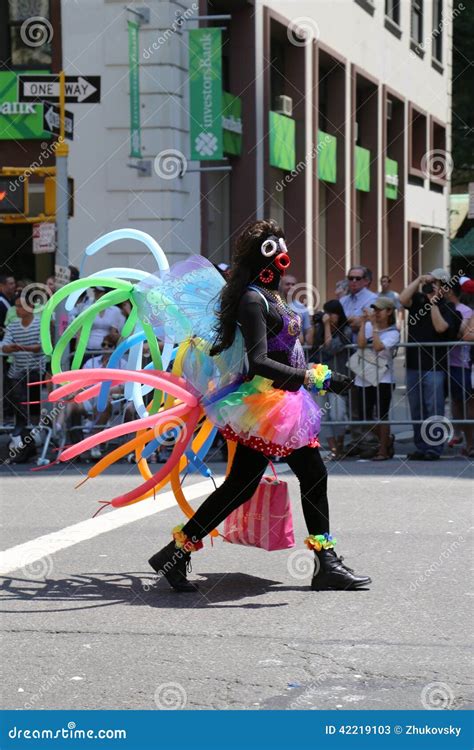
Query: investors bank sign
189 28 223 160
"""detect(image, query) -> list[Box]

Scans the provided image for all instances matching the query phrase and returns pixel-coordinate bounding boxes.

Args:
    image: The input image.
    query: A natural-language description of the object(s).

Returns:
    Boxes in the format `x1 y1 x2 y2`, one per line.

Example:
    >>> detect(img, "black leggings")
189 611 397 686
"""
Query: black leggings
181 442 330 542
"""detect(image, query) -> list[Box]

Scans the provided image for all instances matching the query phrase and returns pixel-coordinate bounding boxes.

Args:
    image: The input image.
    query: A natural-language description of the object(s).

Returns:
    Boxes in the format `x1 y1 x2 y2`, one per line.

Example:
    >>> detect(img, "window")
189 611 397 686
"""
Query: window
385 0 400 26
0 0 52 69
354 0 375 16
411 0 424 44
432 0 443 63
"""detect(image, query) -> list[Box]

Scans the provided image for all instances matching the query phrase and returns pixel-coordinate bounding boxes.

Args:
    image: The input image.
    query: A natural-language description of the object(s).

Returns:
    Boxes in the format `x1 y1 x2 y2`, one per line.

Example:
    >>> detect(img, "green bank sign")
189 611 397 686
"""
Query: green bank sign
0 70 51 140
189 28 223 160
128 20 141 158
222 91 242 156
355 146 371 192
385 157 399 199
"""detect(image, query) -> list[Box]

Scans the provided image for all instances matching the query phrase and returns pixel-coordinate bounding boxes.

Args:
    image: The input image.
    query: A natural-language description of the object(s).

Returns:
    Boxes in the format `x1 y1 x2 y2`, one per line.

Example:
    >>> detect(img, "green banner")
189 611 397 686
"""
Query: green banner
385 157 398 199
222 91 242 156
317 130 337 183
355 146 371 192
128 20 141 158
189 28 223 160
0 70 51 140
269 111 295 171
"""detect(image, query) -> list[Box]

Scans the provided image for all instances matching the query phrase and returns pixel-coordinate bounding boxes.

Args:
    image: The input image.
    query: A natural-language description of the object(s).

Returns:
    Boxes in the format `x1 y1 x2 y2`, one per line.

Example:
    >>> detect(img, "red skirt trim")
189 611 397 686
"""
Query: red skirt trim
220 424 320 458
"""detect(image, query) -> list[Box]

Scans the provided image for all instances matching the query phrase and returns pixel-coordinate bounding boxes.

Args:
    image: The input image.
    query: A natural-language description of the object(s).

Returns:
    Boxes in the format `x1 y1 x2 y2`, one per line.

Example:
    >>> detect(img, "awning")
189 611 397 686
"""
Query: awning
450 227 474 258
450 193 469 238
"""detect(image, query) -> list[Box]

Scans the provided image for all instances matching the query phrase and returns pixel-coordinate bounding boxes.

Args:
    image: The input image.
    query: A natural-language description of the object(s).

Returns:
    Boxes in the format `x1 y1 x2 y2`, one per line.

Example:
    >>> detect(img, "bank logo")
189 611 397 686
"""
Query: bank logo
194 131 218 157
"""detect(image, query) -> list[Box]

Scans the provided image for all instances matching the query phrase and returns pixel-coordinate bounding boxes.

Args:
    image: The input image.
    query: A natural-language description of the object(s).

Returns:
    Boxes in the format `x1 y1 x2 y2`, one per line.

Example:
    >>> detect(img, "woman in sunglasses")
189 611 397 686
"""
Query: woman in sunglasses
149 220 372 593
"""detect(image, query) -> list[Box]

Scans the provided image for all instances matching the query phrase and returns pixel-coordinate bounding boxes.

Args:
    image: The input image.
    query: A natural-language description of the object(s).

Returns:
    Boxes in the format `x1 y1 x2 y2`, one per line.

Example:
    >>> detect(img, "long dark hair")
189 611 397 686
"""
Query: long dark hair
322 299 349 332
210 219 285 355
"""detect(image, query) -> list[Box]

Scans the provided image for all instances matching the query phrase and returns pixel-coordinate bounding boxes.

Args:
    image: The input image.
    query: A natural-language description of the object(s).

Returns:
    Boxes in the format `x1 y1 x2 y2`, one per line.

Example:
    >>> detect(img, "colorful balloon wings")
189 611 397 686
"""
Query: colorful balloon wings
41 229 246 531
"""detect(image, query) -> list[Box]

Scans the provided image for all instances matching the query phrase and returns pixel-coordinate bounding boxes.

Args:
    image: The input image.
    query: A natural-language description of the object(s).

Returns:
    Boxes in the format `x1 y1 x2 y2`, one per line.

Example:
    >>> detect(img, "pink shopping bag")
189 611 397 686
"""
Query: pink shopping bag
223 465 295 551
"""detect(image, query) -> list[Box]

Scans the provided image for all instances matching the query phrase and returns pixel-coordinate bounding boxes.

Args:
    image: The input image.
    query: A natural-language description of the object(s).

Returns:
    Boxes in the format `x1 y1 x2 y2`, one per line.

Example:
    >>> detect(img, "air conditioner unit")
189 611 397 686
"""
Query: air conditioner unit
274 95 293 117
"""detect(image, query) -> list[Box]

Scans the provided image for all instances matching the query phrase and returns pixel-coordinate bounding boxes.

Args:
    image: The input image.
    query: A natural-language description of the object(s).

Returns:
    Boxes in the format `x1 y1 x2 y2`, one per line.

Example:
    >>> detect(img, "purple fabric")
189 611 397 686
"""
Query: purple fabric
267 308 306 369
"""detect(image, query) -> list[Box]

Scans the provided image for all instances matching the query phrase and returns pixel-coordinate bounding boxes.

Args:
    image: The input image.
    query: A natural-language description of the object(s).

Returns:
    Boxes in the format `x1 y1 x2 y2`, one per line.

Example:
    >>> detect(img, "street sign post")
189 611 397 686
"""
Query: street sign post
43 103 74 140
18 75 101 104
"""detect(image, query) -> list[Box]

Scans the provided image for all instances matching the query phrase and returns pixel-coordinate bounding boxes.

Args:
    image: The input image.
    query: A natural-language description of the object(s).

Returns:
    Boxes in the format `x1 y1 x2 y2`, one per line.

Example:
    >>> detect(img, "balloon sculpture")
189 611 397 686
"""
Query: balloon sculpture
41 229 246 535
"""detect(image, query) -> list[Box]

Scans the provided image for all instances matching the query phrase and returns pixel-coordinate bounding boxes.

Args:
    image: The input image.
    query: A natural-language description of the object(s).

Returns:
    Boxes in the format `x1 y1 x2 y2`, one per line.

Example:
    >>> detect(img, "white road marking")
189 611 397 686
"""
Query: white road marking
0 480 216 576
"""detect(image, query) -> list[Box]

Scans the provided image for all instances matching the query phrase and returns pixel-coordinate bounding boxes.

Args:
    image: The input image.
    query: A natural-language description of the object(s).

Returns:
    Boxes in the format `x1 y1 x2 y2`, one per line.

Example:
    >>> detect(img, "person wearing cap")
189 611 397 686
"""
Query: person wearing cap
355 297 400 460
84 287 126 358
399 269 462 460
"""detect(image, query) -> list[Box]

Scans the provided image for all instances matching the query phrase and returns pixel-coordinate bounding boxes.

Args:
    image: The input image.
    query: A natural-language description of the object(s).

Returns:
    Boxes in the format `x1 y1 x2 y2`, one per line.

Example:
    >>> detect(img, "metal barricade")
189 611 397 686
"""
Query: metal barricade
305 340 474 427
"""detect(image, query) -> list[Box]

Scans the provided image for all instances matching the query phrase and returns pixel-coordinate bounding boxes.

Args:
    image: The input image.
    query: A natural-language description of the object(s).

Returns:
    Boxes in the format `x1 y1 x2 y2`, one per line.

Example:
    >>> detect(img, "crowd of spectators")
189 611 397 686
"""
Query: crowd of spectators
292 266 474 461
0 262 473 464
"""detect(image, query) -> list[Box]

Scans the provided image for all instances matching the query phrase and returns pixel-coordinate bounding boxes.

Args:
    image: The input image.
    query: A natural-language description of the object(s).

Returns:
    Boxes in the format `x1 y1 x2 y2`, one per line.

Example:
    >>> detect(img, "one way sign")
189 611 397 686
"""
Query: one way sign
43 103 74 140
18 75 101 104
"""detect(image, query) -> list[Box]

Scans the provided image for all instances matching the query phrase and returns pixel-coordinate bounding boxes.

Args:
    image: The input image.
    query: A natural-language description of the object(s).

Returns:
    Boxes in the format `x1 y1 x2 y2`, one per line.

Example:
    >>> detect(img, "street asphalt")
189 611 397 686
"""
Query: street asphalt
0 456 472 711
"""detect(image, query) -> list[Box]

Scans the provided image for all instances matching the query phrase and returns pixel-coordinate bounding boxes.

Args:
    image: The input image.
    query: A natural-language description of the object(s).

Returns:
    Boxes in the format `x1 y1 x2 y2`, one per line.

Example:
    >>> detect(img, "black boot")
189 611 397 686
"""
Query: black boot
311 548 371 591
148 541 198 592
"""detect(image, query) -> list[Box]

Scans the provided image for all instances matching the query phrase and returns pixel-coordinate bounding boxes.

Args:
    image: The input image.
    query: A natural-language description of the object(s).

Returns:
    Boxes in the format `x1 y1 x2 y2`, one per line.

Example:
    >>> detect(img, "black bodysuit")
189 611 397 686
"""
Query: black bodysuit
181 287 330 544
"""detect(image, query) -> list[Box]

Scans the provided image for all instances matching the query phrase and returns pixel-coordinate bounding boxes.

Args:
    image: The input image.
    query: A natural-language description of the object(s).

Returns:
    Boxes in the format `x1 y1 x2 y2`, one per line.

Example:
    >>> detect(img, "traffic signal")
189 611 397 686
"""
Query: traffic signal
44 176 74 217
0 176 28 214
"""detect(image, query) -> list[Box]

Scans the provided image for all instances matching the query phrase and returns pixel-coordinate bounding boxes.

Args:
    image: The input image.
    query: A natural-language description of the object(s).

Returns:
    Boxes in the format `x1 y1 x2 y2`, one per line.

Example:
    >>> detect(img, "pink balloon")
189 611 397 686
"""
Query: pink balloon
109 406 201 508
49 369 197 407
60 401 190 460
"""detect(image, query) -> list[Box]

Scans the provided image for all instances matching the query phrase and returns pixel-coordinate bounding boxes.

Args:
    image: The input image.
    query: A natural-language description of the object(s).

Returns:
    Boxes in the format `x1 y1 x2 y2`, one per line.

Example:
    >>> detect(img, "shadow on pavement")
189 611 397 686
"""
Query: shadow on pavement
0 571 345 612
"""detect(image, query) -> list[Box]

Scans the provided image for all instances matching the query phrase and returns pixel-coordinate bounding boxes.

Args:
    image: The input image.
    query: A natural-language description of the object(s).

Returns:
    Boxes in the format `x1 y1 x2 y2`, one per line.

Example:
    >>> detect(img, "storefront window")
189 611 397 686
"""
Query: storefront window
4 0 52 68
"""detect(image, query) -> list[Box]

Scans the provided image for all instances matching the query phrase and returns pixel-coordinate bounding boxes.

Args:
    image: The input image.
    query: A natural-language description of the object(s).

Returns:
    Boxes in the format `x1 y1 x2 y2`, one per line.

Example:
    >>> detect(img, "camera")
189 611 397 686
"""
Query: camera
422 282 434 295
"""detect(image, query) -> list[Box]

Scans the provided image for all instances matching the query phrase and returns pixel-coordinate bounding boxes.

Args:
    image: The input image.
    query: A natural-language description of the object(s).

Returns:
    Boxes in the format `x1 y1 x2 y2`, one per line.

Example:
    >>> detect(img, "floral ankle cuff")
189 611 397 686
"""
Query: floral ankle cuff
172 524 203 553
304 532 336 551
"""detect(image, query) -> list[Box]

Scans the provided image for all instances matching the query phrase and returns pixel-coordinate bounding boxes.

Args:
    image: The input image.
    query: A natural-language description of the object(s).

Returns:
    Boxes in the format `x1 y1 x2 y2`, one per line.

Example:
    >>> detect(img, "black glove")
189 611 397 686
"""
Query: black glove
326 371 354 395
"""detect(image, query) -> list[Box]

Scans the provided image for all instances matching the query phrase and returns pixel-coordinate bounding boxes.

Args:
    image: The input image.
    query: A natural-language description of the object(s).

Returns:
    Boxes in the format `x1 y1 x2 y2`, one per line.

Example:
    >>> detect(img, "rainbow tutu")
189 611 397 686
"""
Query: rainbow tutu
204 375 323 457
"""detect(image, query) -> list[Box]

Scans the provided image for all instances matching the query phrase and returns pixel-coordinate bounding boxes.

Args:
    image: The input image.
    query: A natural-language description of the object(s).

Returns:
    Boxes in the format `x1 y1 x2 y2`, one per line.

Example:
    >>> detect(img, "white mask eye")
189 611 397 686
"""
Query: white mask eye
278 237 288 253
261 239 278 257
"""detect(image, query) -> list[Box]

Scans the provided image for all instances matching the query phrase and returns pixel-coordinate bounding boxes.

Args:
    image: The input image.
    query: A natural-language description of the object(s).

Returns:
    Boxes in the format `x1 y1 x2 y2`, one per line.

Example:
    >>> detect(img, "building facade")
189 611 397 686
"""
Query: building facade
1 0 452 301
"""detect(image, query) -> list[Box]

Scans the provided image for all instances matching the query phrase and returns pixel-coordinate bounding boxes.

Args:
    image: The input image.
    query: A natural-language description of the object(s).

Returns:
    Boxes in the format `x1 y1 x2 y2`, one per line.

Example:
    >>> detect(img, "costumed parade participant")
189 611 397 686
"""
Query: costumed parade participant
148 220 371 592
40 220 371 595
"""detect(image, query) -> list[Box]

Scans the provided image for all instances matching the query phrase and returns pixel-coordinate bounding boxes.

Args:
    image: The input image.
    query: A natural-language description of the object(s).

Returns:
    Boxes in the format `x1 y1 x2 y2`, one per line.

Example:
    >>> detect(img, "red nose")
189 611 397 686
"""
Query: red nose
275 253 291 273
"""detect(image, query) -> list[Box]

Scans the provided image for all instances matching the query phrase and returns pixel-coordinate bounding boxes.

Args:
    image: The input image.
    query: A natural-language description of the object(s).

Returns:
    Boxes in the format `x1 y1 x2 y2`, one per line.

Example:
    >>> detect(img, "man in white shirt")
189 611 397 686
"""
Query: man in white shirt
340 266 378 341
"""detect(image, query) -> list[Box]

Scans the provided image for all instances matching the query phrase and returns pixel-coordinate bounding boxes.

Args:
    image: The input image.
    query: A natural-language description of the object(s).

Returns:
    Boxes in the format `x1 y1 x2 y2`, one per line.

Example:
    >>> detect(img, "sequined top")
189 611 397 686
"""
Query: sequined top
236 287 307 391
